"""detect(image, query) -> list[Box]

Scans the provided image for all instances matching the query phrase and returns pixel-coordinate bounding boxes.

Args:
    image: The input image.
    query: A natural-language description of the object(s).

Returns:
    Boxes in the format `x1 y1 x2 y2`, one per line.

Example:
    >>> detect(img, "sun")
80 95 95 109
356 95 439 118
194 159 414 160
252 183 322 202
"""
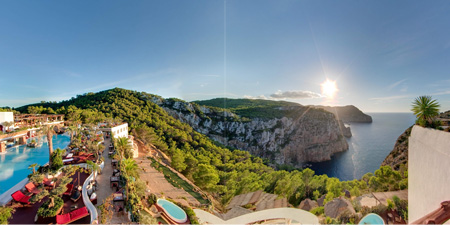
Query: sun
321 79 338 98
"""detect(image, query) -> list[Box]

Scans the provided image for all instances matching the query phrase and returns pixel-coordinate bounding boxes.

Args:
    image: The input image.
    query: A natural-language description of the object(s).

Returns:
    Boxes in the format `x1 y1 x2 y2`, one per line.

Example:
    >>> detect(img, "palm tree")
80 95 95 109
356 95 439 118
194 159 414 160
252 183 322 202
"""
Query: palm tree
121 158 139 202
115 137 132 159
65 125 78 141
41 125 56 166
121 158 139 179
411 95 440 126
86 160 101 181
28 163 39 174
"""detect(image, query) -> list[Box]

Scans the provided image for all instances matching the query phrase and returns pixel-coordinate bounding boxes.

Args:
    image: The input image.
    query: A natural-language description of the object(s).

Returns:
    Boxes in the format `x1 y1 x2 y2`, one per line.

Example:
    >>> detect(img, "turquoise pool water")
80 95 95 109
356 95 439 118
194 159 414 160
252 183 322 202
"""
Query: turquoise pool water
157 198 187 223
0 134 70 194
359 213 385 225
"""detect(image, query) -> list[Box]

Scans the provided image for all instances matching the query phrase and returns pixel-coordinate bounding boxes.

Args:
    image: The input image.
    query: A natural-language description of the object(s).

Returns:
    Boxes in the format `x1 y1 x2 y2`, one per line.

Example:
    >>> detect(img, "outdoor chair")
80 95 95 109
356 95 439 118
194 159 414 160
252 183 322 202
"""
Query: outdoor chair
70 189 81 202
63 183 74 196
25 182 42 194
11 190 32 206
56 206 89 224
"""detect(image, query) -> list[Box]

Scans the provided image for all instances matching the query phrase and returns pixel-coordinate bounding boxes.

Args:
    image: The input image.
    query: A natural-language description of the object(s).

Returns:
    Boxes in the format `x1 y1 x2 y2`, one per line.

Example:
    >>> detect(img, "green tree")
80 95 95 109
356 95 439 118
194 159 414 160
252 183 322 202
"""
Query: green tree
41 125 55 167
193 164 219 190
411 95 440 126
86 160 101 181
28 163 39 174
171 148 187 172
115 137 132 159
0 206 13 224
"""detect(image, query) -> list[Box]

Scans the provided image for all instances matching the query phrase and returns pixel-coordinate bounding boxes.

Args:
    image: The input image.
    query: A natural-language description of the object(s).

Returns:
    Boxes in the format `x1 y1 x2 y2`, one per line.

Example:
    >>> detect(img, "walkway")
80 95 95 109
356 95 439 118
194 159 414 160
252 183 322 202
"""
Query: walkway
95 137 129 224
194 207 320 224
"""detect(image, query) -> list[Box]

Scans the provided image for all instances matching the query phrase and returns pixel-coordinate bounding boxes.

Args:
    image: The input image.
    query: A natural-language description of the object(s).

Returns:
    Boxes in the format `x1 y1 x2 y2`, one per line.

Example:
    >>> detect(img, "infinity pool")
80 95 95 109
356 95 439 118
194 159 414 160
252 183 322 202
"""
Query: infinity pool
359 213 385 225
0 134 70 194
157 198 188 223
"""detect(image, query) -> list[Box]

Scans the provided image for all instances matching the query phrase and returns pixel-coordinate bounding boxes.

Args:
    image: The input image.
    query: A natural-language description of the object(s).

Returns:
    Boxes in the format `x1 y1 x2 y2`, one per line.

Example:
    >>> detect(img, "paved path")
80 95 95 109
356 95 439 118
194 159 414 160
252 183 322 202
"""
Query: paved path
194 208 320 224
95 137 129 224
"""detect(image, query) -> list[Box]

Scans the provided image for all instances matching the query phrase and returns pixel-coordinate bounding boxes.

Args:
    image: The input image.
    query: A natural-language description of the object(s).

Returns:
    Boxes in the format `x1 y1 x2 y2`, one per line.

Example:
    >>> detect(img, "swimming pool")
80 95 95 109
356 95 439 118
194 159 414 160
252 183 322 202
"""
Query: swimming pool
0 134 70 194
359 213 385 225
156 198 188 223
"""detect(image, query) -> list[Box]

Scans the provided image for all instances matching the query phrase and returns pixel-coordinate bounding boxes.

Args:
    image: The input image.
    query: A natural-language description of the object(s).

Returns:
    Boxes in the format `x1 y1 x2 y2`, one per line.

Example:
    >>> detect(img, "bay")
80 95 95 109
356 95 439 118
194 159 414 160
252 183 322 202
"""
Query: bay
309 113 416 181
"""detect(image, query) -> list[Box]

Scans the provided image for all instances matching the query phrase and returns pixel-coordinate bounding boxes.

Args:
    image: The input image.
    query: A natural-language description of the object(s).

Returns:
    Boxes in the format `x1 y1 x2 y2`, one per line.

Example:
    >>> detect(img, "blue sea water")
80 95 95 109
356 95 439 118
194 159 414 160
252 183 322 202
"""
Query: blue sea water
0 134 70 194
309 113 416 181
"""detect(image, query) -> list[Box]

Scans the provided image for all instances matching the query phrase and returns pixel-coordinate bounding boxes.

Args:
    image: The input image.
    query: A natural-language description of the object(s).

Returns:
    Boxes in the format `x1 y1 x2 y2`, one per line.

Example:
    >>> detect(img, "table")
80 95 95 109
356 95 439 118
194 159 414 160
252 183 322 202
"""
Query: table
110 176 120 188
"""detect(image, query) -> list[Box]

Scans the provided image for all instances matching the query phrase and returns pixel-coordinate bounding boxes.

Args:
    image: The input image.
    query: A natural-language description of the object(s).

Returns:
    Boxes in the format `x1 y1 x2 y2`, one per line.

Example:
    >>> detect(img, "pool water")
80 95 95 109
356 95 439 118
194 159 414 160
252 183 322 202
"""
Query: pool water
0 134 70 194
157 198 188 223
359 213 385 225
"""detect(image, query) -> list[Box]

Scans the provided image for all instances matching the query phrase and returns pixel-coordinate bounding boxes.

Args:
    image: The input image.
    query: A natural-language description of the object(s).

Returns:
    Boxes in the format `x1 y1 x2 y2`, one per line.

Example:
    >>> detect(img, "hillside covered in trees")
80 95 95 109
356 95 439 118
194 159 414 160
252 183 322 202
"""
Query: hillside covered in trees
16 88 407 208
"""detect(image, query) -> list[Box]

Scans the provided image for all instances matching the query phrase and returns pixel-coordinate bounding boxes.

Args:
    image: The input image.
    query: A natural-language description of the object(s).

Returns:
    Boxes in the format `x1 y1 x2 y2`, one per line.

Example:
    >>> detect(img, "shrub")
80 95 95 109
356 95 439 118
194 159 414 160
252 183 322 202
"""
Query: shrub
50 149 64 172
310 206 324 216
37 197 63 218
147 193 157 205
338 209 359 224
0 206 14 224
387 199 394 210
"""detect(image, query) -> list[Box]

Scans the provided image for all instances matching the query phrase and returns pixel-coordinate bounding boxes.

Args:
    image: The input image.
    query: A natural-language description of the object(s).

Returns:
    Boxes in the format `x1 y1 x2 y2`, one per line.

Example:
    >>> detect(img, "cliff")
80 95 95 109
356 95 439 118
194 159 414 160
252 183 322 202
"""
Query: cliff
314 105 372 123
381 126 412 170
152 97 349 166
381 111 450 170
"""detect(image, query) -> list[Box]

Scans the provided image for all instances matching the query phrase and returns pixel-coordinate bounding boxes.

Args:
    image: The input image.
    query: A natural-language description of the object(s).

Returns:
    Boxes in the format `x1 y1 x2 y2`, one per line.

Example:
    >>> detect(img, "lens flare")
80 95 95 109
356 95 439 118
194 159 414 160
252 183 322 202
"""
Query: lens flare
321 79 338 98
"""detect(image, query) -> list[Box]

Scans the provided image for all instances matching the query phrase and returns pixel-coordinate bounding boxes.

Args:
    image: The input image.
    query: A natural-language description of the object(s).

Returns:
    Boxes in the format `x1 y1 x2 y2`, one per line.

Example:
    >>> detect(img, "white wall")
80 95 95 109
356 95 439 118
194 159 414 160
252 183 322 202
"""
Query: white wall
0 112 14 131
111 123 128 139
409 125 450 223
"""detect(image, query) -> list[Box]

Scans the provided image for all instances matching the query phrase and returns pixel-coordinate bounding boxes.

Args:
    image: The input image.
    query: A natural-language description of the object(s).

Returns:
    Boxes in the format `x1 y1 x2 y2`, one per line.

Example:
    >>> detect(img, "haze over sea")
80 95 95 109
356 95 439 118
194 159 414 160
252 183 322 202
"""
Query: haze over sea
309 113 416 181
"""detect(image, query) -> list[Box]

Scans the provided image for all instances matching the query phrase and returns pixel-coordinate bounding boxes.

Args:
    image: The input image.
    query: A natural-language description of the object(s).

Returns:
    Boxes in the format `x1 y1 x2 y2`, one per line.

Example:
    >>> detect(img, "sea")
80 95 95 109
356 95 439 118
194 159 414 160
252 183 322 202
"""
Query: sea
308 113 416 181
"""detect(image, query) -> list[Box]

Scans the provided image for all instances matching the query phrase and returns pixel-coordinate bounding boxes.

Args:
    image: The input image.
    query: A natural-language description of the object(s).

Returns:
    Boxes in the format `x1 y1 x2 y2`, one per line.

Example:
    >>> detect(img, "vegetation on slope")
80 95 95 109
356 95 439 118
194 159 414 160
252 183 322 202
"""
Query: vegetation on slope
16 88 407 208
193 98 308 119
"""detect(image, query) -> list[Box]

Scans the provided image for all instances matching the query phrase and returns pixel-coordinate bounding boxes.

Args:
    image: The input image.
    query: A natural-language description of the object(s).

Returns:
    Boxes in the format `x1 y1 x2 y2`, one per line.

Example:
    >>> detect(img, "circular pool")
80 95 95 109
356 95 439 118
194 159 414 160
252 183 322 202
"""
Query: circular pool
359 213 385 225
156 198 188 223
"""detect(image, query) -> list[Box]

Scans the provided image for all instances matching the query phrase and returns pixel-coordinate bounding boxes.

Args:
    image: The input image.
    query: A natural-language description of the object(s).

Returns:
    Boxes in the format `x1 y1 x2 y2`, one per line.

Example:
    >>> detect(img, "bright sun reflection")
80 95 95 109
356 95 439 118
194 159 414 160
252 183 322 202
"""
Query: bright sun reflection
321 79 338 98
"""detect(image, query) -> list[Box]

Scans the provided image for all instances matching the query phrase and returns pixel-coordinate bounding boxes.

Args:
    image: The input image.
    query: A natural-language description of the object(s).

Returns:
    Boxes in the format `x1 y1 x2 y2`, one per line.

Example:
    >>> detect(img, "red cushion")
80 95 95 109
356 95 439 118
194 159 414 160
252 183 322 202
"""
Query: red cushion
56 213 71 224
19 194 31 204
25 182 36 193
11 191 25 201
69 207 89 221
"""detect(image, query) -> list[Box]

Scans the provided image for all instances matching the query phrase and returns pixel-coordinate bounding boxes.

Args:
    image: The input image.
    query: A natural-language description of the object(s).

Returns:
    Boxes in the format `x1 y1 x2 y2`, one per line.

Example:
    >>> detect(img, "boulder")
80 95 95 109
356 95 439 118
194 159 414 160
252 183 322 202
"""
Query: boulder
298 198 318 211
324 197 356 218
317 194 326 207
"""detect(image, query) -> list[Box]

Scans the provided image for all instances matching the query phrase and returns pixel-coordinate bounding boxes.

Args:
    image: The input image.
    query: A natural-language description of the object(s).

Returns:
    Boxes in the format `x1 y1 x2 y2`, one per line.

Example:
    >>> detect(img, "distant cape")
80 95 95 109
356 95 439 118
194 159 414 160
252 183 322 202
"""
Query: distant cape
312 105 373 123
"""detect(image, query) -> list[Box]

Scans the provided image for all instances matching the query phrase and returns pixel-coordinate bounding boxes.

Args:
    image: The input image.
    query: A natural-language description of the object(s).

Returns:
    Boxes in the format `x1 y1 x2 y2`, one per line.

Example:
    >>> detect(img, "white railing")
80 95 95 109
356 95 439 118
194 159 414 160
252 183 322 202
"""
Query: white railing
64 162 102 224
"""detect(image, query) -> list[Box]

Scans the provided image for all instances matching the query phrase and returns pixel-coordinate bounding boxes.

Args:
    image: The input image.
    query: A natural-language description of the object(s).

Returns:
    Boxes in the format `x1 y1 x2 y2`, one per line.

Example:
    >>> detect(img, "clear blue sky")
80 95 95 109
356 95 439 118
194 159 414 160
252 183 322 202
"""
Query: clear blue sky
1 1 449 112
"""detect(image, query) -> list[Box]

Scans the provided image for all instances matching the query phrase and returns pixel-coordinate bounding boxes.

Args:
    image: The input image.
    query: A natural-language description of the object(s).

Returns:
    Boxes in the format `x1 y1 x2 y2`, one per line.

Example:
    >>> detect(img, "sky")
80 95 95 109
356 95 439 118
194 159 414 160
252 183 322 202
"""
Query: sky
1 1 450 112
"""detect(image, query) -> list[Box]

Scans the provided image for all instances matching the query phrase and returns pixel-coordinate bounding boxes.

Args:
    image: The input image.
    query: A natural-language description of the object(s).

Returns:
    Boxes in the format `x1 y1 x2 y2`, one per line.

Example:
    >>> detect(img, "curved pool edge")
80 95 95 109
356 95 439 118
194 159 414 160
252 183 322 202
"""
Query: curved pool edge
156 198 188 224
359 213 385 225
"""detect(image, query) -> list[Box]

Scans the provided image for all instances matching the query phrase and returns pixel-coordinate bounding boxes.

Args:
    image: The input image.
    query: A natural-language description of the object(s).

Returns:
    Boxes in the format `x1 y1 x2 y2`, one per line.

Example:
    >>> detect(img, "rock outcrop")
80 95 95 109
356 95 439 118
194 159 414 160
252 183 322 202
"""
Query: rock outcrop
298 198 318 211
149 97 349 166
314 105 372 123
324 197 356 219
381 126 412 170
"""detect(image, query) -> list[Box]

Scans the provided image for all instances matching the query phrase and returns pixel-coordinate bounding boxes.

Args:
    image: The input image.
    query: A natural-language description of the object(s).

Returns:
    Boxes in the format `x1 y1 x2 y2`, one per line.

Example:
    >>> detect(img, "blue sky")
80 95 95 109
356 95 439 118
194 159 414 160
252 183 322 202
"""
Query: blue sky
1 1 449 112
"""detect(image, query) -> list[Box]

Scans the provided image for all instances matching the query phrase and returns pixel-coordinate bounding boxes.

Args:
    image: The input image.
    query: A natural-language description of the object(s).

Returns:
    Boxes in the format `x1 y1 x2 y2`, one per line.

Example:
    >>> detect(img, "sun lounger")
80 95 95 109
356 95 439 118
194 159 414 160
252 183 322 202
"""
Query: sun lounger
56 206 89 224
63 183 74 196
11 190 32 205
43 178 55 189
25 182 42 194
70 189 81 202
